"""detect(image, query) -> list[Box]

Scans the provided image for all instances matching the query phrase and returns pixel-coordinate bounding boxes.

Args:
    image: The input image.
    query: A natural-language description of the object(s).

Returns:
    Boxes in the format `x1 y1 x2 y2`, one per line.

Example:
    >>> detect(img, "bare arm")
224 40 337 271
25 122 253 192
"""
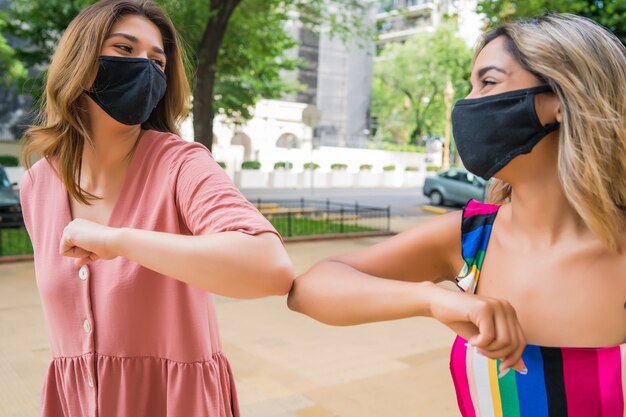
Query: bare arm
287 211 527 373
288 210 463 323
60 220 293 298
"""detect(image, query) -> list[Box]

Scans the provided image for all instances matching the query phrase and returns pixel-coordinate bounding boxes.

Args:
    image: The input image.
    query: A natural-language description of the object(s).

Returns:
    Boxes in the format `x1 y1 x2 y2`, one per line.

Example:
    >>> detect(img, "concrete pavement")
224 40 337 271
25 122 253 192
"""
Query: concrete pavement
0 214 463 417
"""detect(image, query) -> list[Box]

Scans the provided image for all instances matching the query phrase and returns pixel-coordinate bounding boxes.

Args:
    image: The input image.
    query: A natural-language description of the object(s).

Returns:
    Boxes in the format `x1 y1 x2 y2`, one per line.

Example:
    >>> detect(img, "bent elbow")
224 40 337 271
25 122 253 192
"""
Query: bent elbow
266 259 294 297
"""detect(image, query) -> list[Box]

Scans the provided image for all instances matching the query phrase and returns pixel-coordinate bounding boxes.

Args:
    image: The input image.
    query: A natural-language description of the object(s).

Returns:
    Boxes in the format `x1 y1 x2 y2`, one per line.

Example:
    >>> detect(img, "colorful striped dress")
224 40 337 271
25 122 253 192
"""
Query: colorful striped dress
450 199 626 417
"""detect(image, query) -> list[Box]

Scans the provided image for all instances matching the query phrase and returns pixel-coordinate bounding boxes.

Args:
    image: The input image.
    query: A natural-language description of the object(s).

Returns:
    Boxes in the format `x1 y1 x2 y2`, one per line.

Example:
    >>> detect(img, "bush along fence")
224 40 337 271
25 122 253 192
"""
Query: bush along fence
250 198 393 240
0 199 394 259
0 221 33 259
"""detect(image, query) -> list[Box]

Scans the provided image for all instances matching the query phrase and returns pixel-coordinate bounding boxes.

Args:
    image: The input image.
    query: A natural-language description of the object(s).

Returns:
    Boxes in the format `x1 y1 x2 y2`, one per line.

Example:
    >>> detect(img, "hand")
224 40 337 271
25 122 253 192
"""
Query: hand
59 218 120 267
429 286 527 375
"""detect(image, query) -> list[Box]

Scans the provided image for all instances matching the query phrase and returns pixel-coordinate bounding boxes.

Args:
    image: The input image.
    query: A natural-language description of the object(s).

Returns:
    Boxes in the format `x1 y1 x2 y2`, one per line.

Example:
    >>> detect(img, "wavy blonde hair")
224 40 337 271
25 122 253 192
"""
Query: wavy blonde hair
21 0 191 204
478 14 626 251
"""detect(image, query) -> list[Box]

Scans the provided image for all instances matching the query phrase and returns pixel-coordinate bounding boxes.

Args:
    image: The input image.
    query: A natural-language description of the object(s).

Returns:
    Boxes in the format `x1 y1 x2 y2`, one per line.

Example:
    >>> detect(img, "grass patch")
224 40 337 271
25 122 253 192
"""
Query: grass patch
1 228 33 256
268 216 377 237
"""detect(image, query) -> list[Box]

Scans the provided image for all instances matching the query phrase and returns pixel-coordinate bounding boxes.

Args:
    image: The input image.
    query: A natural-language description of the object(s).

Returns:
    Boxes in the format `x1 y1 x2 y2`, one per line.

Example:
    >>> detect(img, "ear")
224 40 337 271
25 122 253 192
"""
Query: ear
554 99 562 123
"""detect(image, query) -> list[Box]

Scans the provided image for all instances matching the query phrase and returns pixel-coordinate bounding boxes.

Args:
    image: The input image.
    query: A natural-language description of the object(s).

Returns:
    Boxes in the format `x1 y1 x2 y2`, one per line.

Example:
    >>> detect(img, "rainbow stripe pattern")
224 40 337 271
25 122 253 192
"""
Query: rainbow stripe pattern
450 199 626 416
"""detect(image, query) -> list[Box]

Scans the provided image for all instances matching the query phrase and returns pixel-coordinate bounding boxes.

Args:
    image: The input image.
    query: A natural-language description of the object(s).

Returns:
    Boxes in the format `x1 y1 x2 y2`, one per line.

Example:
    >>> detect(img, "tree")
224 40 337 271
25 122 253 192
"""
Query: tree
477 0 626 44
2 0 373 150
371 25 472 146
0 12 26 85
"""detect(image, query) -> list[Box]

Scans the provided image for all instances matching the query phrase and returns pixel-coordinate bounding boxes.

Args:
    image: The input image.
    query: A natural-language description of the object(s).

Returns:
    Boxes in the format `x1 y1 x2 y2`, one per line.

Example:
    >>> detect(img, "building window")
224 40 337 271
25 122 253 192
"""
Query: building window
276 133 301 149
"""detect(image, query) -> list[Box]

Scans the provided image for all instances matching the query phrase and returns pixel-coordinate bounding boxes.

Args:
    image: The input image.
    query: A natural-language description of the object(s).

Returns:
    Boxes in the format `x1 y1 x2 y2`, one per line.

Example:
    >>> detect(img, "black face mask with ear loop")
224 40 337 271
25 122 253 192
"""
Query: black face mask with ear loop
451 85 560 180
86 56 167 126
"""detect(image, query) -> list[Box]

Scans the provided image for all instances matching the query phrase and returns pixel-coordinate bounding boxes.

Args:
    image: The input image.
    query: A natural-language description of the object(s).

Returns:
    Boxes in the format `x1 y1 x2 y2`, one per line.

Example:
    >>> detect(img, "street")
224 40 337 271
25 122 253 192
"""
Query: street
242 187 444 217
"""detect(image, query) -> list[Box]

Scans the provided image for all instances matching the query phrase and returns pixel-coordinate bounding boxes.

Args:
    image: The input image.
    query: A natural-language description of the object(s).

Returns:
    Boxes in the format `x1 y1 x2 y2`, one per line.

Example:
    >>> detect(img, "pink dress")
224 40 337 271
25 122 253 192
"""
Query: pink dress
19 130 280 417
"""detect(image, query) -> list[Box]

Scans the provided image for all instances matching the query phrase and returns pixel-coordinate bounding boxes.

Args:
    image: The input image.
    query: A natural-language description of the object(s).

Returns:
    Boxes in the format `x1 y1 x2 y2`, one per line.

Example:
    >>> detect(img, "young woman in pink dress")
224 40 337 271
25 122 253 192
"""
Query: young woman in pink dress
20 1 293 416
289 14 626 415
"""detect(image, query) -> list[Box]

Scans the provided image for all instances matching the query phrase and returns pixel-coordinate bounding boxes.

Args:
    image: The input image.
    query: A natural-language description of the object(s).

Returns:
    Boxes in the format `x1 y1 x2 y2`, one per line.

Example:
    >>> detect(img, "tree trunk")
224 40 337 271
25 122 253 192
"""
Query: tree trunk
192 0 242 151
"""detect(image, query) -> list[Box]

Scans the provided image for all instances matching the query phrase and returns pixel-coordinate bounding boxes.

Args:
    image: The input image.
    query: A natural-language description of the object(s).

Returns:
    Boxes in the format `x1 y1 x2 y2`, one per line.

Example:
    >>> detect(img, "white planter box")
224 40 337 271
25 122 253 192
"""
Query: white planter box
270 170 298 188
381 171 401 187
237 170 268 188
403 171 427 187
356 171 380 187
330 171 354 188
300 171 330 188
5 166 25 187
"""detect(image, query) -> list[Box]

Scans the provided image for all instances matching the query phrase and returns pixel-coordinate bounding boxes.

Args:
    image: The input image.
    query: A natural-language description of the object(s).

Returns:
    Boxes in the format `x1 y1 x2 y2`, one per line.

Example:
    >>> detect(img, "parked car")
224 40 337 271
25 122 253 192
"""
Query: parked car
0 166 22 226
423 168 487 206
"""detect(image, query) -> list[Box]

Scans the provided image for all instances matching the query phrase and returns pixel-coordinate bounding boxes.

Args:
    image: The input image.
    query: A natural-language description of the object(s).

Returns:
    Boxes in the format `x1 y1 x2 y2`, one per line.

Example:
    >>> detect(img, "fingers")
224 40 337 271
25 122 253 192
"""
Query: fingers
74 253 99 268
468 298 527 375
61 244 92 259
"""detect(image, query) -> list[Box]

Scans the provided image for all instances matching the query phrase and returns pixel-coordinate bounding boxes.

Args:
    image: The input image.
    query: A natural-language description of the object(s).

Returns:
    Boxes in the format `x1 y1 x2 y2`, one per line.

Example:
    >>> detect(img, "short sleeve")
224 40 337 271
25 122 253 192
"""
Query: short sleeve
19 166 35 237
170 142 282 242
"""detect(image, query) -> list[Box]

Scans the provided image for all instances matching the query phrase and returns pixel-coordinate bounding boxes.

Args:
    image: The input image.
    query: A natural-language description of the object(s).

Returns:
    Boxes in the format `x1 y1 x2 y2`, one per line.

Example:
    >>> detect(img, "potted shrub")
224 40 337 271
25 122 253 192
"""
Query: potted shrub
404 165 426 187
217 161 227 169
330 162 353 187
238 160 267 188
0 155 24 188
381 165 400 187
357 164 379 187
271 161 297 188
0 155 19 167
273 161 293 170
300 162 328 188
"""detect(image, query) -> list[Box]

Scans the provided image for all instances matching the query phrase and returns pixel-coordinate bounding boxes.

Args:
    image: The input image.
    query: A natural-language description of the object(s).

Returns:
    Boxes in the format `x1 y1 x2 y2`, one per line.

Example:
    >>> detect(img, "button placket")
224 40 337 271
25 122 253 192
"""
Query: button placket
78 265 98 416
79 266 89 281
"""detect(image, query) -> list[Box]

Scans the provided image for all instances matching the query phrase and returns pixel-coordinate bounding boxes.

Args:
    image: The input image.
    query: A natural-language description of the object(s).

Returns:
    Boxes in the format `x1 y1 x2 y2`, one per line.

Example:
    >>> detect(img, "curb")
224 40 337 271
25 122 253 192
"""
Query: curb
422 205 451 215
0 255 34 264
284 231 396 243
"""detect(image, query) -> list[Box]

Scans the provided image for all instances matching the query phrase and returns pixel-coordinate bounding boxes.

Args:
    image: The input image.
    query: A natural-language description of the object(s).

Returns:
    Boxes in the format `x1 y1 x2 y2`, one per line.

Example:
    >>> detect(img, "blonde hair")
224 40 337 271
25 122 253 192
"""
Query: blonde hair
21 0 191 204
478 14 626 251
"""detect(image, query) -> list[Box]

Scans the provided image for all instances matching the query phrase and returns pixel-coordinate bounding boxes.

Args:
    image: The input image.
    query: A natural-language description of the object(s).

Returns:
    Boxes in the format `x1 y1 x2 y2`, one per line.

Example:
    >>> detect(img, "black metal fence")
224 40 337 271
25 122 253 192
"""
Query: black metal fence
251 198 392 239
0 198 393 257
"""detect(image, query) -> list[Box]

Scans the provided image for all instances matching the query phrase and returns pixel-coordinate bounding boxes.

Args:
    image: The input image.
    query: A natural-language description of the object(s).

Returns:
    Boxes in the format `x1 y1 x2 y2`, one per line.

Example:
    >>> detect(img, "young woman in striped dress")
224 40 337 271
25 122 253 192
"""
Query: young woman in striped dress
289 14 626 416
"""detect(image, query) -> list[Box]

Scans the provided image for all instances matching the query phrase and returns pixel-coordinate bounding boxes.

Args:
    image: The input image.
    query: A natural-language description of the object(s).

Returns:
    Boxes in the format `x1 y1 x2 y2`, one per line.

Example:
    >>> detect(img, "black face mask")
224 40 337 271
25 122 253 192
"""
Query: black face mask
451 85 560 180
86 56 167 126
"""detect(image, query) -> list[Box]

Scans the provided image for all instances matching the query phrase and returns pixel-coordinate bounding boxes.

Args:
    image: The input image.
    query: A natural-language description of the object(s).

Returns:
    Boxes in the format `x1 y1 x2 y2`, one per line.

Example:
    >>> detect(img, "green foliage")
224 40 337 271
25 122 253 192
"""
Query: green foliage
217 161 227 169
383 165 396 171
0 155 19 167
477 0 626 44
426 165 441 172
405 166 420 172
268 216 376 238
3 0 374 124
303 162 320 170
330 163 348 170
0 228 33 256
274 161 293 170
372 24 471 146
241 160 261 170
0 12 26 86
359 164 373 171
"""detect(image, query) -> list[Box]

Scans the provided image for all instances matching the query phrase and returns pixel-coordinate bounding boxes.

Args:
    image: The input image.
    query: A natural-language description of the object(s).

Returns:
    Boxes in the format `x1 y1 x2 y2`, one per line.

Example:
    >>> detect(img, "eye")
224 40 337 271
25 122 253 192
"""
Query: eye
151 58 165 69
481 78 497 88
114 44 132 53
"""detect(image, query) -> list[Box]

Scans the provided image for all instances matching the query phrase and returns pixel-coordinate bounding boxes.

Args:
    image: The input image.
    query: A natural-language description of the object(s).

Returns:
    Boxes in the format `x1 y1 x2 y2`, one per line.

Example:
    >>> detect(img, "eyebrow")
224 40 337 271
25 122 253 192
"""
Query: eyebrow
476 65 507 79
106 32 166 57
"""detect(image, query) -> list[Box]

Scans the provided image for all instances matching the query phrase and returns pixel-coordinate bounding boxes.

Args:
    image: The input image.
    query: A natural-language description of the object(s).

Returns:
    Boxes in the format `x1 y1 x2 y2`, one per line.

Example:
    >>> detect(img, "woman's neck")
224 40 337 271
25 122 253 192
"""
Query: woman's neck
81 106 143 188
502 136 591 248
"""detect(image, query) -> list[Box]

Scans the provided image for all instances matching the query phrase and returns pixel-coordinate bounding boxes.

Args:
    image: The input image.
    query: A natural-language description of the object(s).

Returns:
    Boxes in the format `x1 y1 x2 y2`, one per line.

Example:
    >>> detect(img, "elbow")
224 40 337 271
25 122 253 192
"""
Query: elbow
274 262 295 296
287 279 302 312
264 259 294 297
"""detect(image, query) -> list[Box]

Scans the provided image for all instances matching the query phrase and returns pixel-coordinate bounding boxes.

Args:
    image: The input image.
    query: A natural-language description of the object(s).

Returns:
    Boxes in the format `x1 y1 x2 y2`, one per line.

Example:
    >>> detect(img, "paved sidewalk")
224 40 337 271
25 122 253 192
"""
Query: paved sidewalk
0 214 463 417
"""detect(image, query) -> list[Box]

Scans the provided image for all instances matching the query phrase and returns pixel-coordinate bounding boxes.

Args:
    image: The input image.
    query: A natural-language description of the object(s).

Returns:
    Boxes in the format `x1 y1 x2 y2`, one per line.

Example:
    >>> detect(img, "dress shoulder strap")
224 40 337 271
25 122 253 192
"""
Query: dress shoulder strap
456 199 500 294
